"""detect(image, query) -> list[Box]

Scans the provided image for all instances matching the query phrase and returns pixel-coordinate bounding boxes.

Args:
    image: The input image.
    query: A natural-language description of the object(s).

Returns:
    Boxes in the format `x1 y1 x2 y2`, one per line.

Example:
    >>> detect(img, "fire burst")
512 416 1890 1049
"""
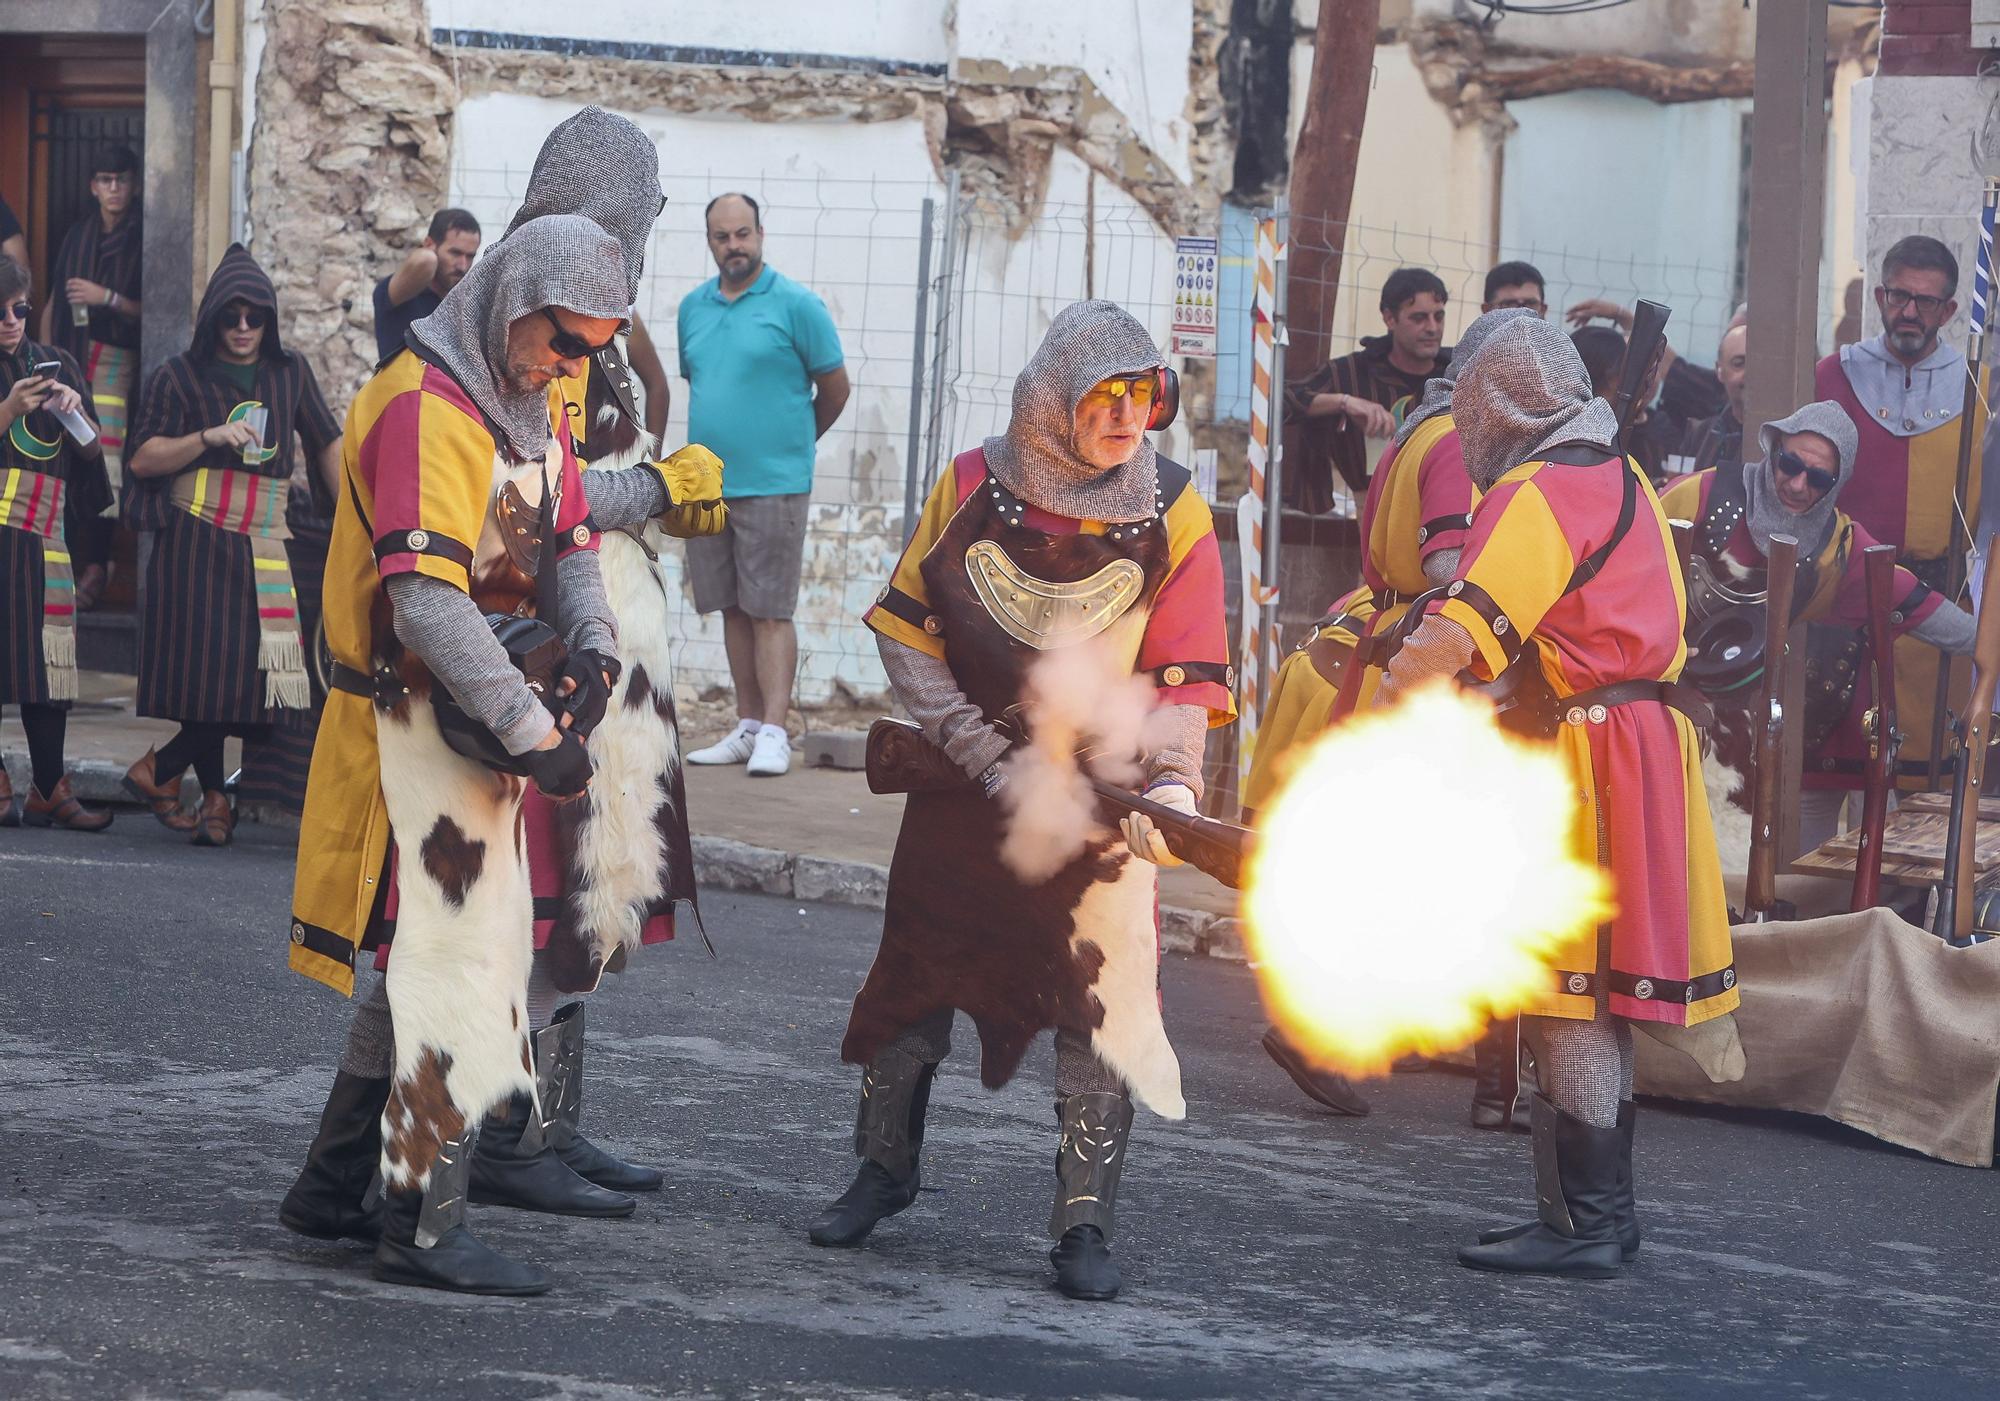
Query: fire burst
1244 683 1614 1078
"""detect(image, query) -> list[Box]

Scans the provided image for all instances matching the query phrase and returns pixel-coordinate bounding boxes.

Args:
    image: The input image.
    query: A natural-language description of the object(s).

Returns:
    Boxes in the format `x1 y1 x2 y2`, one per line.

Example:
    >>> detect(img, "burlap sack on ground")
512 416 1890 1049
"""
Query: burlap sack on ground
1634 899 2000 1167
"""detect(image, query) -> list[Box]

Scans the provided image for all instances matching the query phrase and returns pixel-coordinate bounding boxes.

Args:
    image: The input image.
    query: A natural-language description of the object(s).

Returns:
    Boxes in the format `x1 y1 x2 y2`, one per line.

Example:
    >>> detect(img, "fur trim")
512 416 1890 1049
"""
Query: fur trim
1073 850 1186 1119
374 698 537 1191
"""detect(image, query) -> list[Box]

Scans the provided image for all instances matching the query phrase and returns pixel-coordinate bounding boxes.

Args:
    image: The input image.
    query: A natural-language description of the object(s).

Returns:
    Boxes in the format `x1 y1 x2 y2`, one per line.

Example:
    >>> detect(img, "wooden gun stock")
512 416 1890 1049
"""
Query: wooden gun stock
1745 534 1799 920
1937 546 2000 942
1852 546 1900 911
1611 300 1672 445
1090 778 1255 890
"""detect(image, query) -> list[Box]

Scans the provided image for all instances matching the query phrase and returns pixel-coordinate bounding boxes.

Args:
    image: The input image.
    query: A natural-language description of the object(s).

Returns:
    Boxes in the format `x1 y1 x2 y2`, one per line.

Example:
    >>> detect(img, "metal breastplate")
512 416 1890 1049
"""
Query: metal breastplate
963 539 1146 650
472 445 567 616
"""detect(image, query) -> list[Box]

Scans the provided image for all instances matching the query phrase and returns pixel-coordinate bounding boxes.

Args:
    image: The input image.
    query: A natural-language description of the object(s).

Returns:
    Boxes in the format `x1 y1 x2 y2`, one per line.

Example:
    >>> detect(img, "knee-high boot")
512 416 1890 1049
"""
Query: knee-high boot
1475 1098 1640 1259
1048 1091 1134 1301
1469 1018 1523 1131
535 1002 663 1192
279 1071 390 1242
808 1045 936 1247
1456 1093 1624 1279
372 1121 550 1295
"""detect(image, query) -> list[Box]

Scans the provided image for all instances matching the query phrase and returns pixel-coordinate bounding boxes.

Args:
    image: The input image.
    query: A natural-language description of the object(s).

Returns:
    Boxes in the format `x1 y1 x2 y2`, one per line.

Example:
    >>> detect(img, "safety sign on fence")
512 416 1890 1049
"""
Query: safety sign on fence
1171 235 1219 358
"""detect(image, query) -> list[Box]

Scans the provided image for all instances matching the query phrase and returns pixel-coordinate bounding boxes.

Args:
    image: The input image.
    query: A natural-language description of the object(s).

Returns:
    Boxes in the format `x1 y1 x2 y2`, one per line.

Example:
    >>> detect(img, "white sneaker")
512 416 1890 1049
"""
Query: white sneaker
687 720 759 766
746 725 792 777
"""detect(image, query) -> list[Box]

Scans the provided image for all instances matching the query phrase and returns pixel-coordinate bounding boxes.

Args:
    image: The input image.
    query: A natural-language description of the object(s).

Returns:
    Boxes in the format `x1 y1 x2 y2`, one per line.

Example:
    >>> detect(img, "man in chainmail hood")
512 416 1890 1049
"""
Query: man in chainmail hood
1247 306 1539 1128
284 211 646 1296
1662 399 1972 855
1379 313 1740 1281
809 300 1234 1302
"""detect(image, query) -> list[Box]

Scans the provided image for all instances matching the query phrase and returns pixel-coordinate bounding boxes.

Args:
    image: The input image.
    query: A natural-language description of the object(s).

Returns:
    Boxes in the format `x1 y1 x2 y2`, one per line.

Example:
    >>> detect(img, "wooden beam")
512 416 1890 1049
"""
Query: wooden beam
1745 0 1829 867
1482 55 1757 105
1286 0 1381 374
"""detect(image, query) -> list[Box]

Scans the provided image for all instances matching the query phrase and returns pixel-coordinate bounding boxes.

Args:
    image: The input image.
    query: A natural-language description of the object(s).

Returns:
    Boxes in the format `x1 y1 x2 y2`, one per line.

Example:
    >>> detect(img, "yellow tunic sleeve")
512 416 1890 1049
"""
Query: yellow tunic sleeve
1437 474 1575 681
864 466 962 658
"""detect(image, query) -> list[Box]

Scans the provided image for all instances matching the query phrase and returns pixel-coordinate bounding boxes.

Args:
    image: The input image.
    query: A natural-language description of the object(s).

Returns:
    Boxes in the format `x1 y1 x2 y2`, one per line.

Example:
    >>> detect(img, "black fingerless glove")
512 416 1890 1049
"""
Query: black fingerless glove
524 728 593 798
559 649 619 737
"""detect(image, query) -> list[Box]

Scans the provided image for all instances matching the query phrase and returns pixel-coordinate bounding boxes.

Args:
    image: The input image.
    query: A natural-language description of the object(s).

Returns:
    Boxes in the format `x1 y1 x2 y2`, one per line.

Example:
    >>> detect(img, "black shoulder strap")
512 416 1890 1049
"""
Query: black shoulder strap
1561 452 1639 598
1154 455 1193 508
1697 459 1749 559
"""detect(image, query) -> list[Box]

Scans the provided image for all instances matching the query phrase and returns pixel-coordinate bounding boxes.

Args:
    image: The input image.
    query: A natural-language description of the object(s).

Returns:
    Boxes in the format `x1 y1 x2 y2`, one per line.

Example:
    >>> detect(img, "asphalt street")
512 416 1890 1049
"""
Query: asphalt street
4 818 1999 1400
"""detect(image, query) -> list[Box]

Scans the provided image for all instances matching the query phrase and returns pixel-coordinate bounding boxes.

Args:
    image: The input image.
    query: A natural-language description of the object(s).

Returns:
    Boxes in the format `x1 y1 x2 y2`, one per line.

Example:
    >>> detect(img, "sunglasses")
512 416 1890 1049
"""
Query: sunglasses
1774 449 1837 495
1882 287 1949 319
1082 374 1159 410
216 305 269 330
540 306 622 359
0 300 29 324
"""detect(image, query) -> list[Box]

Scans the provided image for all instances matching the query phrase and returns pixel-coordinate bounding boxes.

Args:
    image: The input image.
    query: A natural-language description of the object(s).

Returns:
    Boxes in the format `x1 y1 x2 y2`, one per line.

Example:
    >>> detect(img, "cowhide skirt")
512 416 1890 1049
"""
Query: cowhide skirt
841 788 1186 1119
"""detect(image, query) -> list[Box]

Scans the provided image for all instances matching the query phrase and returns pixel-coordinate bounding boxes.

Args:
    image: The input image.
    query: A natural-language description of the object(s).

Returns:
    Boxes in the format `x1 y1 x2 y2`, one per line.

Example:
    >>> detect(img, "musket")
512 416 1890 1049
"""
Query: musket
1852 545 1901 911
1744 533 1799 921
1927 178 2000 785
1090 778 1255 890
1935 539 2000 943
1611 300 1672 448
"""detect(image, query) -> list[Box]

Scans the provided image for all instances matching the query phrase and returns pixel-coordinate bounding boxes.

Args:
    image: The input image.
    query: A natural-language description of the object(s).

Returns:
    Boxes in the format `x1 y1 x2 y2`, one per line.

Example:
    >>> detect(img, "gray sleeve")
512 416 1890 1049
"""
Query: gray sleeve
1911 601 1978 656
1421 547 1462 588
876 633 1012 778
1144 703 1210 800
581 464 666 532
383 573 553 755
556 548 618 657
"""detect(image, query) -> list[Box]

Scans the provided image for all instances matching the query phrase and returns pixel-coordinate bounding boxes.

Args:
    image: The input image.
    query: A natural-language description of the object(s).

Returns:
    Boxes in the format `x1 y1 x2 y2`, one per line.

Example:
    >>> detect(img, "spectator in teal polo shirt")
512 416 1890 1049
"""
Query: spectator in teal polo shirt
679 192 850 777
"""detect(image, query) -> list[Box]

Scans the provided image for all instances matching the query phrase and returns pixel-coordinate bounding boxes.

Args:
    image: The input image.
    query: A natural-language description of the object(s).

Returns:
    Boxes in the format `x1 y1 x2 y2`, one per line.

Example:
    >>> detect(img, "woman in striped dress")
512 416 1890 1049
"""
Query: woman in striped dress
121 245 340 846
0 254 112 830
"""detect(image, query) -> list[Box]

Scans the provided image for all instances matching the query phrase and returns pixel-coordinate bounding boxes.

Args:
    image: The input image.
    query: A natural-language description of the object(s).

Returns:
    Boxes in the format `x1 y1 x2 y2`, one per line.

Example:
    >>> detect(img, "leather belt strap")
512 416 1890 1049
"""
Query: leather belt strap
330 661 372 698
331 659 412 712
1558 679 1712 730
1370 587 1406 611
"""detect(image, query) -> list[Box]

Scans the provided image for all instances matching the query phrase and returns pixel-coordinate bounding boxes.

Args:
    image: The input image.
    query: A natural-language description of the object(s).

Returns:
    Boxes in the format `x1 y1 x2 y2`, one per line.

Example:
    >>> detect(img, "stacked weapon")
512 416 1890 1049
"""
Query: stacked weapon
1851 546 1901 911
1934 542 2000 943
1744 533 1799 922
1927 178 2000 785
1611 301 1672 445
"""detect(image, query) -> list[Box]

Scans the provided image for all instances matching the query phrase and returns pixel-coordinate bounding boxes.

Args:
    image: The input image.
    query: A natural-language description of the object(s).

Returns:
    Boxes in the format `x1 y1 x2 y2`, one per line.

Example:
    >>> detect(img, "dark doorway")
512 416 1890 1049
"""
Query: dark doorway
36 100 146 263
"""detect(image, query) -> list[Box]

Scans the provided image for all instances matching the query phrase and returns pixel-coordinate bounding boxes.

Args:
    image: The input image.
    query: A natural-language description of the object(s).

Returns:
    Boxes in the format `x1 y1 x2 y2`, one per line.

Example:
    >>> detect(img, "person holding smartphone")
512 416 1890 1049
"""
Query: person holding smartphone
0 253 112 831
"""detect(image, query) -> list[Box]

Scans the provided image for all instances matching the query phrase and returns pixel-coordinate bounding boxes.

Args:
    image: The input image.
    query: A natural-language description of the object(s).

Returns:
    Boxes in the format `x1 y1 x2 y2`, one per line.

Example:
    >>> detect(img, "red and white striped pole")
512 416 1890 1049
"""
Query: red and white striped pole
1238 201 1289 790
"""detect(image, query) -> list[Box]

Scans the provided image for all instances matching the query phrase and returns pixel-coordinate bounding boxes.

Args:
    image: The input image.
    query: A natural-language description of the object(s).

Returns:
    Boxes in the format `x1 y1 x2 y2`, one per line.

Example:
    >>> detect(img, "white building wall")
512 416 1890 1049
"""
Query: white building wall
423 0 952 66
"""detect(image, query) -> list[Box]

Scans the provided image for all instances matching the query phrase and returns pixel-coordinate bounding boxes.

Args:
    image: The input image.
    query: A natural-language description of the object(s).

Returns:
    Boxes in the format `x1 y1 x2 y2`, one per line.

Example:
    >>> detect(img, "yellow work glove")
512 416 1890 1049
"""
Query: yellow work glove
647 444 728 539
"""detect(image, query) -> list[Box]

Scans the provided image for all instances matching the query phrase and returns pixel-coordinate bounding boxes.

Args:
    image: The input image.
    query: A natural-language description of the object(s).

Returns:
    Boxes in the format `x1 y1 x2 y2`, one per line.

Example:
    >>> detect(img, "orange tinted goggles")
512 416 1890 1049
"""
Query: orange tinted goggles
1081 374 1159 410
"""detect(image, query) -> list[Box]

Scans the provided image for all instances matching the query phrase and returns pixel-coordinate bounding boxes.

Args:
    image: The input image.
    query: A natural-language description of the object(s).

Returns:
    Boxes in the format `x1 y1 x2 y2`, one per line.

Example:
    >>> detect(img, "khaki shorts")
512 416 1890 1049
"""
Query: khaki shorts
685 490 810 620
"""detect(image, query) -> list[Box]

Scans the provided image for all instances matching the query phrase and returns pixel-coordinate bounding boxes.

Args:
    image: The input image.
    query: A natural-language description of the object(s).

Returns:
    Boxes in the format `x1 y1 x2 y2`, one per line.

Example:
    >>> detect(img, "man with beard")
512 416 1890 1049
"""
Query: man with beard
1380 317 1735 1280
372 208 483 364
807 301 1231 1301
43 144 144 609
1282 267 1449 511
1665 322 1748 480
0 253 113 830
287 215 630 1295
1810 237 1996 819
1662 403 1973 854
119 245 341 847
1248 307 1534 1124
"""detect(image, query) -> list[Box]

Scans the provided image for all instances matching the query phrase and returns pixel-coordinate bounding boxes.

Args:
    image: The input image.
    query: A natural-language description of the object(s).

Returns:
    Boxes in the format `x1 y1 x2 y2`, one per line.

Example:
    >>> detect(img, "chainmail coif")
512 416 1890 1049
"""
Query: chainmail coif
409 214 630 461
984 300 1166 522
1452 317 1620 491
1394 306 1532 448
1743 399 1860 560
503 106 662 305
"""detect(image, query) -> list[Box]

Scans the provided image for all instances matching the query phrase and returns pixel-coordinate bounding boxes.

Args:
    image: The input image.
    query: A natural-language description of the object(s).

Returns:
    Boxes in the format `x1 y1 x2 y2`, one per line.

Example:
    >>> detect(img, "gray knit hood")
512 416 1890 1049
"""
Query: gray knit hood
985 300 1166 522
1394 306 1534 447
1452 317 1622 490
409 214 630 461
1744 399 1860 559
504 106 661 304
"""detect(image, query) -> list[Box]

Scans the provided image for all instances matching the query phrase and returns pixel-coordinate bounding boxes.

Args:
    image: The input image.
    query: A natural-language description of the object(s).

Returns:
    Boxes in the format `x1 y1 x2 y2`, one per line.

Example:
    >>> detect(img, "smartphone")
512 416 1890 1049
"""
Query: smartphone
31 360 60 380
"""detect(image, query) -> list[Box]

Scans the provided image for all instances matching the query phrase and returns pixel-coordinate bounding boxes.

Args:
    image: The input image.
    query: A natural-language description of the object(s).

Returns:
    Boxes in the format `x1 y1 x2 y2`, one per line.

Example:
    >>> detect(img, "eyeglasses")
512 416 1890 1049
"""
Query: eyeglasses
540 306 622 359
217 305 269 330
1882 287 1949 319
1489 297 1547 314
0 301 29 324
1081 374 1158 411
1774 449 1837 495
91 173 133 189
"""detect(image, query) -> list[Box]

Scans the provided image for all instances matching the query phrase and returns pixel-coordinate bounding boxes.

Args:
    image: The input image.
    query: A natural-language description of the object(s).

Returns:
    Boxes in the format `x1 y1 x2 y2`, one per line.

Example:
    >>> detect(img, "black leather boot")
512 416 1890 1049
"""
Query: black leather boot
808 1046 935 1247
279 1072 390 1243
373 1123 550 1296
1476 1098 1640 1259
535 1003 664 1193
1261 1027 1369 1116
1457 1093 1624 1279
1469 1019 1520 1131
469 1093 636 1217
1049 1091 1134 1301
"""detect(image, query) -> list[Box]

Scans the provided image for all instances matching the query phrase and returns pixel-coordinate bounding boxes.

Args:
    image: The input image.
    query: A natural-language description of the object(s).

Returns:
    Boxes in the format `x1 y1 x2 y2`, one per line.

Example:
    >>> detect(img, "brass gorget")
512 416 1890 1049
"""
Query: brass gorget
963 539 1145 650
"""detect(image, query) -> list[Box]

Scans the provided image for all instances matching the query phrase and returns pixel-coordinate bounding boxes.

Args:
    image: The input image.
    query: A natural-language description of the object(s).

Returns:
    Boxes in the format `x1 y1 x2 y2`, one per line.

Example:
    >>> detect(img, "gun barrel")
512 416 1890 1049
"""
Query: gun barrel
1090 778 1255 889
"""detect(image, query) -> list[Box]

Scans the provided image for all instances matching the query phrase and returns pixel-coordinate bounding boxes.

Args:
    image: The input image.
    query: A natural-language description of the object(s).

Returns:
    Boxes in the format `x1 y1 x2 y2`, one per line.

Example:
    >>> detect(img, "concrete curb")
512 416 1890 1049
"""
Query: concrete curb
690 834 1248 963
6 752 1248 964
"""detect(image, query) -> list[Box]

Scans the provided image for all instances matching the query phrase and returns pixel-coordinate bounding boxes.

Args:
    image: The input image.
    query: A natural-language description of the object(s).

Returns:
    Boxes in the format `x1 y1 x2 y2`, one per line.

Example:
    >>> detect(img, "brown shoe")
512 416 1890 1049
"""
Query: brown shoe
191 788 235 847
123 749 196 832
23 775 113 832
0 764 17 827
